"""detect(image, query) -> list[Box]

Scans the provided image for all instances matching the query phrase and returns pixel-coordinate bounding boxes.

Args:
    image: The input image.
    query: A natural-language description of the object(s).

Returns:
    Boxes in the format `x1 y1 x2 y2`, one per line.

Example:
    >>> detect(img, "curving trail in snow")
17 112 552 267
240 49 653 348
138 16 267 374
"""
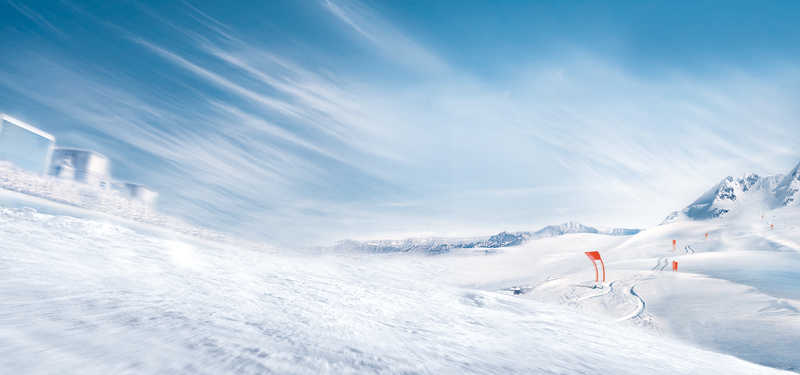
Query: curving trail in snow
651 257 668 271
577 279 619 301
617 284 646 322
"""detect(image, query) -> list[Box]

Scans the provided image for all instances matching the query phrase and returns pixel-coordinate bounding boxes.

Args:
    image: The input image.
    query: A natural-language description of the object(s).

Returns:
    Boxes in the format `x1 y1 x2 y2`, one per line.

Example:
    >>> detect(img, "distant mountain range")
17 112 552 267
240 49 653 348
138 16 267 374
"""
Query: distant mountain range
317 160 800 253
315 221 640 254
663 161 800 224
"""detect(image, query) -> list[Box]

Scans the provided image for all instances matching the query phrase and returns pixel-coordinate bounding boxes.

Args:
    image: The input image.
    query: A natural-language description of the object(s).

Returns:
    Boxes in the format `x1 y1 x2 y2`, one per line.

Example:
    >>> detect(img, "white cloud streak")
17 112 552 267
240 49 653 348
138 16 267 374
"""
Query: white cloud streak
321 0 447 72
4 0 64 36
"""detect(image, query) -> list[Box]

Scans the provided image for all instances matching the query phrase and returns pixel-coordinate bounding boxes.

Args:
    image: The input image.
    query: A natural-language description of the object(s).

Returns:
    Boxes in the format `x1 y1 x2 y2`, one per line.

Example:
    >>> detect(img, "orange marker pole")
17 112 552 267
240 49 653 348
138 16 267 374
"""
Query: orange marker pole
705 233 708 240
672 239 676 252
771 224 774 230
672 261 678 272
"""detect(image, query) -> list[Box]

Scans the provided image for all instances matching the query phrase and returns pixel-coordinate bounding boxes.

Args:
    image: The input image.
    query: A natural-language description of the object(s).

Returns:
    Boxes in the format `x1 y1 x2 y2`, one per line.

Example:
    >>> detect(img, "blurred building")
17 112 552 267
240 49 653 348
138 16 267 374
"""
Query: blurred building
0 114 55 174
111 182 158 205
1 114 158 206
48 148 111 189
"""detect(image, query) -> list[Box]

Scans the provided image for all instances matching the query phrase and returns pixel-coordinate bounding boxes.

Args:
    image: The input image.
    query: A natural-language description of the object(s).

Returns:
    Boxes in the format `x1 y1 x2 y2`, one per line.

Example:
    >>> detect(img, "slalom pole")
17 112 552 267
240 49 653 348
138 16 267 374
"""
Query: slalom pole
599 257 606 282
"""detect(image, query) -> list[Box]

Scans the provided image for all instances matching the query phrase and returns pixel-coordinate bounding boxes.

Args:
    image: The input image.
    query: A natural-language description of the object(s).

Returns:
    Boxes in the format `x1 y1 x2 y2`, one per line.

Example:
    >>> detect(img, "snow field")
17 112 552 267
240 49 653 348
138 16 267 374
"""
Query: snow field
0 207 788 374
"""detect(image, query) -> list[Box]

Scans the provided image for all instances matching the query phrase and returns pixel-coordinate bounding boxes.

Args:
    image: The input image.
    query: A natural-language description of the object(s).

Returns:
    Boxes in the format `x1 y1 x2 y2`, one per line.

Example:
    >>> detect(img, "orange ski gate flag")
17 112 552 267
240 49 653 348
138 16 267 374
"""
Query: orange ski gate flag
584 251 605 283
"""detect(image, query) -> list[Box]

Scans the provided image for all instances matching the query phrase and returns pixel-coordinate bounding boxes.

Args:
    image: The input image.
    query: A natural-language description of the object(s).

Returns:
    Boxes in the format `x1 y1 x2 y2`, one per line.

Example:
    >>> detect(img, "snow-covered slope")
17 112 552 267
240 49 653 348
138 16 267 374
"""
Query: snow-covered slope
486 203 800 372
663 161 800 223
0 207 786 374
320 221 641 254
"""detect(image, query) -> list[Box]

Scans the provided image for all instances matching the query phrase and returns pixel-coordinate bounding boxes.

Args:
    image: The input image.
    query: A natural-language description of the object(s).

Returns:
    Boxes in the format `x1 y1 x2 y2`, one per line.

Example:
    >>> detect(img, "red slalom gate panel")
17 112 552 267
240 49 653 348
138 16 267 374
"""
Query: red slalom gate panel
672 239 676 251
584 251 606 283
672 261 678 272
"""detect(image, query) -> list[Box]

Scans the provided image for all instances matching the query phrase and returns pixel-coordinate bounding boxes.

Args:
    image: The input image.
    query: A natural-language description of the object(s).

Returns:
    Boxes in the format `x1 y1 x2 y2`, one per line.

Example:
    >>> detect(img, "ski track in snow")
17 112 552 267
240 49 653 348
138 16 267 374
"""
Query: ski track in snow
651 257 668 271
617 284 646 322
576 279 618 301
562 276 653 324
660 258 669 271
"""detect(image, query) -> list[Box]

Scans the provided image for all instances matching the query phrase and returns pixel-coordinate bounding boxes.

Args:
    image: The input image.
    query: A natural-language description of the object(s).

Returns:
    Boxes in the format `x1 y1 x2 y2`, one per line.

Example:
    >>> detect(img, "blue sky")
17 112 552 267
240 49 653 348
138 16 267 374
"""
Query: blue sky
1 0 799 247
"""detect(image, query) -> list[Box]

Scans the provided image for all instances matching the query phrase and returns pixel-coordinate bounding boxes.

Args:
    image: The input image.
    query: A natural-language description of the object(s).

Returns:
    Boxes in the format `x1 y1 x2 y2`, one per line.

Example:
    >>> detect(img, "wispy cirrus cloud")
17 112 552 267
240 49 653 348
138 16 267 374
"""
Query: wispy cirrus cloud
4 0 64 36
321 0 447 72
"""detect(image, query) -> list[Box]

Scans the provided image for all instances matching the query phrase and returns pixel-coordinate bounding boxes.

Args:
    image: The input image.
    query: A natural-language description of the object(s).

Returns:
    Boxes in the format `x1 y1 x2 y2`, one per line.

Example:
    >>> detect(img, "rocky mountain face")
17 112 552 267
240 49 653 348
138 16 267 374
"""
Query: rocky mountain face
663 161 800 224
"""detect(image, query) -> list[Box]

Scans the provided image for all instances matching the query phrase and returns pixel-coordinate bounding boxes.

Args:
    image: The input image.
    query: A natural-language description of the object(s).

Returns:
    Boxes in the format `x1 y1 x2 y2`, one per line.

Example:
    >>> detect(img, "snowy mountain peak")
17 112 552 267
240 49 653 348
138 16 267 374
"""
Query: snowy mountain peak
663 161 799 224
534 221 598 237
714 176 737 202
689 173 783 207
739 173 760 192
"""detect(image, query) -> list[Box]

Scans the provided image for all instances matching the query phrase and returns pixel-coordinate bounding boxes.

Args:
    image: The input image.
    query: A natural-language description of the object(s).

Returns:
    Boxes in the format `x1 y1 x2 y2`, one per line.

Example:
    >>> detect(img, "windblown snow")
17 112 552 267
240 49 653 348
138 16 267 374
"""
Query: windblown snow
2 161 800 374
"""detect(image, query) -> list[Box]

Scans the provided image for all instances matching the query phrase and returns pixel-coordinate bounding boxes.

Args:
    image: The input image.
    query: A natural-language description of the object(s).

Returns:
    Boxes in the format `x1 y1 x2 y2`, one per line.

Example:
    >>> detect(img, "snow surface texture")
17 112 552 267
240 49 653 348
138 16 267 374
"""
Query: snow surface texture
0 161 237 244
318 221 641 254
0 207 787 374
664 161 800 223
